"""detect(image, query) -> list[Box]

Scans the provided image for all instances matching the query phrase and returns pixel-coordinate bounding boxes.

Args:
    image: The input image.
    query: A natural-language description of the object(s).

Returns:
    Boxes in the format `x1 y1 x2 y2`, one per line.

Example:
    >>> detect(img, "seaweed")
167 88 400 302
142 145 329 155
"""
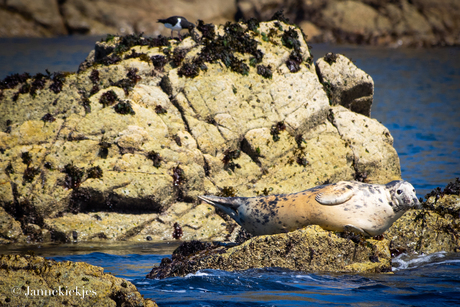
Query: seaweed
281 28 301 51
81 97 91 114
425 178 460 203
172 165 185 186
30 73 48 97
124 49 151 63
270 10 290 24
148 35 170 48
98 141 111 159
196 20 216 40
113 33 145 55
63 164 85 189
171 48 188 67
5 162 14 175
89 84 100 96
217 186 238 197
49 72 67 94
87 166 103 179
102 34 116 43
21 152 32 165
89 69 100 84
0 72 30 90
109 69 140 96
151 55 168 71
126 68 141 83
270 122 286 142
222 149 241 172
155 105 167 114
13 82 31 101
178 62 200 78
109 78 136 96
172 222 183 240
147 151 162 168
257 64 272 79
286 49 303 73
246 18 260 32
99 90 118 107
324 52 338 65
98 54 122 66
113 100 135 115
193 20 262 76
23 166 40 183
44 162 53 170
41 113 56 123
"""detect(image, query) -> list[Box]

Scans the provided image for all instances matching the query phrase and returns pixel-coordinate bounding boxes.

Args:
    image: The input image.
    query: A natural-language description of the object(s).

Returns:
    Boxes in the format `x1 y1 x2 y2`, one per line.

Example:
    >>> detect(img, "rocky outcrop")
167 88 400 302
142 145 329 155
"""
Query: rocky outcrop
238 0 460 47
0 19 400 244
387 179 460 255
0 0 236 37
147 225 391 279
1 0 459 47
0 254 157 306
147 180 460 278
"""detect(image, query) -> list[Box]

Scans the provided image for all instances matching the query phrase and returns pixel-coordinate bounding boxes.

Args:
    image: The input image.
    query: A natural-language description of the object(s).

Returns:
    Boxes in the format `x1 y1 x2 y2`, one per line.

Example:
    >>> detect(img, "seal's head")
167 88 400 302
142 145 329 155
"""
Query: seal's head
386 180 420 213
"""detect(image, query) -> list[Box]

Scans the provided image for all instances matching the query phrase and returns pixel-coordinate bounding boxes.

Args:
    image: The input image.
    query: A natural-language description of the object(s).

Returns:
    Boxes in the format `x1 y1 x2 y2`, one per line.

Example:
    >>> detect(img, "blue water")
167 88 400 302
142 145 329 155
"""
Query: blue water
50 251 460 306
1 37 460 306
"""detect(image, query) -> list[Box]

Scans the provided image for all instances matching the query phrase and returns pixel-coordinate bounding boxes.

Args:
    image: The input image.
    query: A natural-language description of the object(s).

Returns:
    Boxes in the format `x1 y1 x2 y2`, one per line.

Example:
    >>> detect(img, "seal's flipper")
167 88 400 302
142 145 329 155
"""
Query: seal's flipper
314 182 355 205
198 195 247 220
344 224 371 236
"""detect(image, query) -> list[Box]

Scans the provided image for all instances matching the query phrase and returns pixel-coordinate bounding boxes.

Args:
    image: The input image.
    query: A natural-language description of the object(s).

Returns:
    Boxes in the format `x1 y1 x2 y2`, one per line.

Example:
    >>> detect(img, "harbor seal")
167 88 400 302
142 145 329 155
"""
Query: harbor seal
199 180 420 236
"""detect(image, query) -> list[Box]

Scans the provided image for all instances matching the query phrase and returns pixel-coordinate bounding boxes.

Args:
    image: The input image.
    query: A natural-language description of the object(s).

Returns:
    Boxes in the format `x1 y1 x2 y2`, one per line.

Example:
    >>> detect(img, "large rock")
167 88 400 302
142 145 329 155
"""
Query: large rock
387 193 460 255
316 53 373 117
0 254 157 306
238 0 460 46
0 19 400 244
147 225 392 279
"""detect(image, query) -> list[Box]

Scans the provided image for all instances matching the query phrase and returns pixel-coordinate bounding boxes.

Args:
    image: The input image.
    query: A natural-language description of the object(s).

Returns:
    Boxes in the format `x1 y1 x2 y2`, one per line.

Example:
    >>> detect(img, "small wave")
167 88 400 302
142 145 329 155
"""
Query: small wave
158 289 187 293
185 270 211 278
392 251 447 271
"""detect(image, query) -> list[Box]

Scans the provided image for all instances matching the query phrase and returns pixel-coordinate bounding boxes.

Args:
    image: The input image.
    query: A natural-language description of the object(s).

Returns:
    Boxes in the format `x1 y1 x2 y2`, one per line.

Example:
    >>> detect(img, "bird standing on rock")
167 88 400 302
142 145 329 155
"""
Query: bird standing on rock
157 16 195 40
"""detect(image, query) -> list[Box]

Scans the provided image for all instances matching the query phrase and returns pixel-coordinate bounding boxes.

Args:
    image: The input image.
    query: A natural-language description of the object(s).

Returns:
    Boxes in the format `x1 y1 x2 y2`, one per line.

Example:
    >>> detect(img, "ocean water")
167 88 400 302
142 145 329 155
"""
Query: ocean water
49 250 460 306
1 37 460 306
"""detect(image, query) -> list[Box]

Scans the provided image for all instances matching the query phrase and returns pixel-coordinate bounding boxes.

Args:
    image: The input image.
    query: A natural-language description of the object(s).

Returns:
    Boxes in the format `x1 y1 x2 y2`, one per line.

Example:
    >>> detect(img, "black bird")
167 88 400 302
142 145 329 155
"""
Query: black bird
157 16 195 40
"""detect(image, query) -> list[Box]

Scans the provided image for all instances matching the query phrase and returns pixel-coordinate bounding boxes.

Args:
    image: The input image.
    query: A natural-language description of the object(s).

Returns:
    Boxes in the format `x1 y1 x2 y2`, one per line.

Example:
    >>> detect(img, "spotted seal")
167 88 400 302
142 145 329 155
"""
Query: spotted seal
199 180 420 236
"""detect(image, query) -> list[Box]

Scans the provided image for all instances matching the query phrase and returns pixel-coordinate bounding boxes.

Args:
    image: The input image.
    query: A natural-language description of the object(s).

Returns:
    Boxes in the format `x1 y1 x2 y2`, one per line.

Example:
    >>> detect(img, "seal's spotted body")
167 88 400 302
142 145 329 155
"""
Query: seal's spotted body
199 180 420 236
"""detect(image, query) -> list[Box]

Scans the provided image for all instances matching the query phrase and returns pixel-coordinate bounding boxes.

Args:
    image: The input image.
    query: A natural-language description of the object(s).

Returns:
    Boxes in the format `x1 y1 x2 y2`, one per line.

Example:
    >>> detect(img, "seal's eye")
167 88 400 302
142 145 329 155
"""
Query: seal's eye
397 189 403 195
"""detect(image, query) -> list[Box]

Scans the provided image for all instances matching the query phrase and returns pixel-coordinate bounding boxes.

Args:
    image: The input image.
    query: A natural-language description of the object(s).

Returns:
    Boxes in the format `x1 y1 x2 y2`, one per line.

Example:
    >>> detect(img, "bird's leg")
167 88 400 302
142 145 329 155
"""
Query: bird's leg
170 30 174 39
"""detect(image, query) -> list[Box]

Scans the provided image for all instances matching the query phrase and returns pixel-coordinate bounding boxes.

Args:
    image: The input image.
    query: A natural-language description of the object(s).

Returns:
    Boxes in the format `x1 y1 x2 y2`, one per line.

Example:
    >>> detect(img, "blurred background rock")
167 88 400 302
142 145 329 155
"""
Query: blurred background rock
0 0 459 47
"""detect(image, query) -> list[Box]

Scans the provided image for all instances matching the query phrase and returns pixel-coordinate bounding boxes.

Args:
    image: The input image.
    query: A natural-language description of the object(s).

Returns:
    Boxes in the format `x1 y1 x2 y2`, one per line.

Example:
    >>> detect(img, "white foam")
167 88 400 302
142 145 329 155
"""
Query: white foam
159 289 186 293
185 270 211 278
392 251 447 271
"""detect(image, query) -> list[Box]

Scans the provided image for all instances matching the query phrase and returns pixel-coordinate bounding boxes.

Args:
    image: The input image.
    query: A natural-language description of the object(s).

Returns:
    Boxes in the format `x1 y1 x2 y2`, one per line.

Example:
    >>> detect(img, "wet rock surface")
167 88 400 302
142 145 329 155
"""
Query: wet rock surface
0 253 157 306
387 178 460 255
0 17 400 244
147 225 392 279
148 179 460 278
